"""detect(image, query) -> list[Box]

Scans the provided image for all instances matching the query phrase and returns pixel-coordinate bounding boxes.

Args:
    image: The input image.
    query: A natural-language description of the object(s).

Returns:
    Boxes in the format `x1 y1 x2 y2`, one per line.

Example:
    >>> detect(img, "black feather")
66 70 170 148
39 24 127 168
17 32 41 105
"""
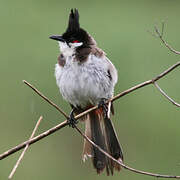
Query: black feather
62 9 90 44
67 8 80 32
90 111 107 173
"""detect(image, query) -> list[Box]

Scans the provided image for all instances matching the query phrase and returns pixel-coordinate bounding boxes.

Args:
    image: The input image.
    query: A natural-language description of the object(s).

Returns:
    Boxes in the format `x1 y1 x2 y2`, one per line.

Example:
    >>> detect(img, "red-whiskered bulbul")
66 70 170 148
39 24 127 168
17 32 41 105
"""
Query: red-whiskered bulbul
50 9 123 175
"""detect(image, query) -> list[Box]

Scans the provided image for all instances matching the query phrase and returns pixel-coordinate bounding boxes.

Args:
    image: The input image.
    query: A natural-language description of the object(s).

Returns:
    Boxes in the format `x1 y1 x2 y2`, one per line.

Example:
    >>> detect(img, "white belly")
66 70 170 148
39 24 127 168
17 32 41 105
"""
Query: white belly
55 55 114 108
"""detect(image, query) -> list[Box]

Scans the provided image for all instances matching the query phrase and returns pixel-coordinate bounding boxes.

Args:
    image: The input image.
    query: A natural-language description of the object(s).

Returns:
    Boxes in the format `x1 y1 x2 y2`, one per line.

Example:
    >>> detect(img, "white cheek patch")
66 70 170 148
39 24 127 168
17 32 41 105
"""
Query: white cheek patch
69 42 83 48
58 41 73 56
58 41 68 51
57 41 83 57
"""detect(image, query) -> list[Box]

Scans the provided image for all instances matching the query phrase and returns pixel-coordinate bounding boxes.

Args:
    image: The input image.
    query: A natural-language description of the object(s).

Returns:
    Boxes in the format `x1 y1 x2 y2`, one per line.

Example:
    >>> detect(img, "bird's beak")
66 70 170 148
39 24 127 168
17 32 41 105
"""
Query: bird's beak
49 35 65 42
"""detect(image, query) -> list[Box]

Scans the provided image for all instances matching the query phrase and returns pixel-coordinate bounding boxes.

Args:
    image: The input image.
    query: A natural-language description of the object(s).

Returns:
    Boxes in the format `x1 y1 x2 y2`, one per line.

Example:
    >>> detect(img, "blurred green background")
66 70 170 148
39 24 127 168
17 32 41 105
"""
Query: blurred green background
0 0 180 179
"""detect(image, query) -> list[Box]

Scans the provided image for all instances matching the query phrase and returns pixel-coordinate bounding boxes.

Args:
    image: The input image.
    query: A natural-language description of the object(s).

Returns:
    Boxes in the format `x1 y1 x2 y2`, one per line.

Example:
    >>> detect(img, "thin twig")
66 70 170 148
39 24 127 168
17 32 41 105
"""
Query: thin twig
111 61 180 102
8 116 43 179
0 62 179 160
1 21 179 179
0 62 179 179
154 25 180 55
75 125 180 178
152 61 180 82
0 121 68 160
23 80 68 119
154 82 180 107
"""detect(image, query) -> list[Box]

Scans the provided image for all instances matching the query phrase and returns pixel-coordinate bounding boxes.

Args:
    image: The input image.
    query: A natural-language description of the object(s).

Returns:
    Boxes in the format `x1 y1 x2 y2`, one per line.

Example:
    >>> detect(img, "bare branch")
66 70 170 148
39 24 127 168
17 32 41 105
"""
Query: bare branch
23 80 68 119
75 125 180 178
154 25 180 55
0 121 68 160
0 62 179 161
152 61 180 82
8 116 43 179
154 82 180 107
0 58 179 179
111 61 180 103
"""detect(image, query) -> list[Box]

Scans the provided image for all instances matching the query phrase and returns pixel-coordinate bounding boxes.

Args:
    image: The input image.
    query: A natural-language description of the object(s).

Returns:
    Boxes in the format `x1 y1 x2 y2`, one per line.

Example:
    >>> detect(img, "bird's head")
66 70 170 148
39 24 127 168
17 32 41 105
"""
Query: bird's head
50 9 91 56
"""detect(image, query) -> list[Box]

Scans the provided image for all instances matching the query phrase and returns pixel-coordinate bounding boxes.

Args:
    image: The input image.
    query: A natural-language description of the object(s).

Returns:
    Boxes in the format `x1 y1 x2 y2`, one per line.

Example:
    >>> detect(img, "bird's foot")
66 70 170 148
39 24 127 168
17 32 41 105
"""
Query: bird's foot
68 108 78 128
98 98 108 119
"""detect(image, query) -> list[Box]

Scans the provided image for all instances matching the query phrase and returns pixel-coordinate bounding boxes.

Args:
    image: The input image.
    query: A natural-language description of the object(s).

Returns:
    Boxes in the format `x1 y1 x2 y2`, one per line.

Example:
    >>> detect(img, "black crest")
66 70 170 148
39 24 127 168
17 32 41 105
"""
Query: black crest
62 9 90 44
67 9 80 32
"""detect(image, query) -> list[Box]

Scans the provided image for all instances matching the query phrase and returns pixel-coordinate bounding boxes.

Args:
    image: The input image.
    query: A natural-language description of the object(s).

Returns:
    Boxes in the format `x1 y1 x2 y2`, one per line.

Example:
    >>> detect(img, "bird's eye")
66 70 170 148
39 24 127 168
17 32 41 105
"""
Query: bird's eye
72 40 80 43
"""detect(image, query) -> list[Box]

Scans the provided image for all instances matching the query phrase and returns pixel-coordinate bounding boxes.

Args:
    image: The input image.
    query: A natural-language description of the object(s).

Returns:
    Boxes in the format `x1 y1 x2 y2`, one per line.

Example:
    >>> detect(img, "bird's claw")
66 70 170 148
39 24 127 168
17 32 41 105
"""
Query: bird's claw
68 109 78 128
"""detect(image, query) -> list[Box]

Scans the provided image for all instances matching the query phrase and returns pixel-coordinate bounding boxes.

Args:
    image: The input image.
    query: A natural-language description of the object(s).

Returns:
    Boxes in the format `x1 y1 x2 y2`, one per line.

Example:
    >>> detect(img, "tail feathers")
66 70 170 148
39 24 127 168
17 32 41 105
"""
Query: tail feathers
90 110 107 174
82 118 92 161
104 116 123 174
82 109 123 175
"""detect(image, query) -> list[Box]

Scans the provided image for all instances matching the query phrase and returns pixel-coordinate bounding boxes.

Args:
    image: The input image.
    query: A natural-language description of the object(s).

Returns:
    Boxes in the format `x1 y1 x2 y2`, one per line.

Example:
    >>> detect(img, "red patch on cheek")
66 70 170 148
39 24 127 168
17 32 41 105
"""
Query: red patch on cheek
72 40 80 43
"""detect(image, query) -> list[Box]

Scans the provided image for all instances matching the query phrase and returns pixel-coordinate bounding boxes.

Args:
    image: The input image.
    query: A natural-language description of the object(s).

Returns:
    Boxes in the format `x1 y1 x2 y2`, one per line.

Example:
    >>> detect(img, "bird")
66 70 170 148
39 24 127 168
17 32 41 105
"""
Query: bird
49 8 123 175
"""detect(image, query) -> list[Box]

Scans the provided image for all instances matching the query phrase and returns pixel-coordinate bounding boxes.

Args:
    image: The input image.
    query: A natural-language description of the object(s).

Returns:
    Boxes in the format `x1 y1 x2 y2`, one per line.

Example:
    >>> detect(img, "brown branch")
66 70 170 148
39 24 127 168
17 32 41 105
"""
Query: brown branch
0 62 179 161
0 61 179 179
0 20 179 179
154 24 180 55
75 125 180 178
23 80 68 119
8 116 43 179
154 82 180 107
23 61 180 123
111 61 180 103
0 120 68 160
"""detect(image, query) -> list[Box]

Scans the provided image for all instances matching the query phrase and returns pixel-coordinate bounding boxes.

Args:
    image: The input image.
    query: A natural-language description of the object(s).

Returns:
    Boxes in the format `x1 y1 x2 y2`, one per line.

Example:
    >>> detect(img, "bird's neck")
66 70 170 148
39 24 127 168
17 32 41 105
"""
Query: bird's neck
58 42 75 57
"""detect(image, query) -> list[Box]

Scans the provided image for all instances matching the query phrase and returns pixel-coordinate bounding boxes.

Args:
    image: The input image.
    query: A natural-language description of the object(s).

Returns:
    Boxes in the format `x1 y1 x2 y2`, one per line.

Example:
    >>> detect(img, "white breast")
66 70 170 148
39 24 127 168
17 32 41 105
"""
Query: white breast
55 54 117 108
